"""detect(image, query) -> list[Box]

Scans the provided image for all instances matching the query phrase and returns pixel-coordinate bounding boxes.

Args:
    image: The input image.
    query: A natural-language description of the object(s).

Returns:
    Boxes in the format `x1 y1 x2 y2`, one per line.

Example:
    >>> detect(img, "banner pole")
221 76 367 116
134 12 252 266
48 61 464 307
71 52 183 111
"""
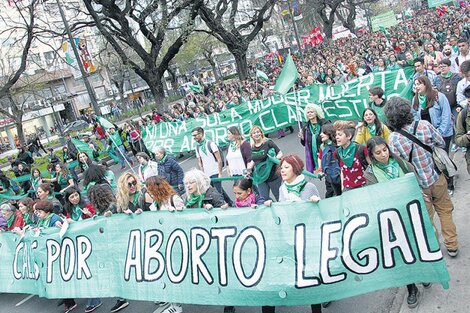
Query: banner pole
293 85 302 131
108 134 136 174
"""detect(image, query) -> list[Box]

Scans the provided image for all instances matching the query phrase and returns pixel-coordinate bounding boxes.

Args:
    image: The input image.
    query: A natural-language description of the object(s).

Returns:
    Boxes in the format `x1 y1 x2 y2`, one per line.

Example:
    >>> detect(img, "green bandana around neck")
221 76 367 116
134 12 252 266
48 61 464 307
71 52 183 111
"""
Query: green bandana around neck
23 212 34 226
441 71 452 79
338 142 357 168
229 141 238 152
186 193 205 208
198 139 207 155
7 213 14 228
157 154 168 164
373 158 404 181
367 124 377 136
418 94 427 109
320 140 333 150
131 190 141 206
38 213 54 228
71 205 82 221
284 175 307 197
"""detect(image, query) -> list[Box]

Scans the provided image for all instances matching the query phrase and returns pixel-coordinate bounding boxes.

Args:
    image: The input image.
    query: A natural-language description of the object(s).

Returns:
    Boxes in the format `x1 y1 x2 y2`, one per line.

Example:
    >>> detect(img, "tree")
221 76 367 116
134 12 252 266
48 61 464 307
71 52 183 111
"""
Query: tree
81 0 203 104
198 0 277 81
335 0 379 34
0 0 40 146
303 0 344 39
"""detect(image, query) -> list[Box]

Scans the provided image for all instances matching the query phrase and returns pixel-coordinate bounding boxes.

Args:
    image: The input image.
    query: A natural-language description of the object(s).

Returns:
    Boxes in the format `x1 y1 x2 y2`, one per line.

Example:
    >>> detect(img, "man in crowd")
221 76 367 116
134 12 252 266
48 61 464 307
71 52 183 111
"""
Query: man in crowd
456 60 470 109
451 38 470 73
413 57 437 84
385 97 459 258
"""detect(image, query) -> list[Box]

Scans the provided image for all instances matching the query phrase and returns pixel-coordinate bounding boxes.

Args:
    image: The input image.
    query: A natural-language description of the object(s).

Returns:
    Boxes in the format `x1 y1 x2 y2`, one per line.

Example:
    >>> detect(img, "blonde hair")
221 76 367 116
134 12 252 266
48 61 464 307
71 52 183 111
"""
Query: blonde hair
116 172 142 212
183 169 210 196
304 103 325 120
249 125 267 147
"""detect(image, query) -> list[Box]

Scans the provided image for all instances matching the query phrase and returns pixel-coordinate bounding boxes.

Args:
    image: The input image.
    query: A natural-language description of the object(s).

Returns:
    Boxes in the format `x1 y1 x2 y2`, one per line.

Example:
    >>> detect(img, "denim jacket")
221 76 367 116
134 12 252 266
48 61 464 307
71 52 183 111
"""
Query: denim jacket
411 92 453 138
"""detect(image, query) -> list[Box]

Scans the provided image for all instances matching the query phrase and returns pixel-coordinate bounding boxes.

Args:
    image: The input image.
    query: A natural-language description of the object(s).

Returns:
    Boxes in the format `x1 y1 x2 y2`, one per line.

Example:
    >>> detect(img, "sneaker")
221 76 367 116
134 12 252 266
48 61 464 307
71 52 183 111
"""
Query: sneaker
447 248 459 257
407 285 419 308
462 147 467 153
161 303 182 313
153 302 171 313
321 302 331 308
422 283 432 289
448 189 454 196
110 300 129 313
451 143 458 153
223 306 235 313
85 302 103 313
65 304 78 313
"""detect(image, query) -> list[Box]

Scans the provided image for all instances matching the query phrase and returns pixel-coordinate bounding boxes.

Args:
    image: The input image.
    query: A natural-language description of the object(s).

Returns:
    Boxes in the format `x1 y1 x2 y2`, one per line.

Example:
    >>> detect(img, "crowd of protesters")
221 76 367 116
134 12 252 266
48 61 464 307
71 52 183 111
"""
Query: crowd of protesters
0 3 469 313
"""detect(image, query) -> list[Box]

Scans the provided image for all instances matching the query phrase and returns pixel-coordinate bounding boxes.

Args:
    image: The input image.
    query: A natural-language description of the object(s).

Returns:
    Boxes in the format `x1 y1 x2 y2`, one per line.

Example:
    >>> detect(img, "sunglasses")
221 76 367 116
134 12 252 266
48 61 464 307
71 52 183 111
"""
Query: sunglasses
128 181 137 188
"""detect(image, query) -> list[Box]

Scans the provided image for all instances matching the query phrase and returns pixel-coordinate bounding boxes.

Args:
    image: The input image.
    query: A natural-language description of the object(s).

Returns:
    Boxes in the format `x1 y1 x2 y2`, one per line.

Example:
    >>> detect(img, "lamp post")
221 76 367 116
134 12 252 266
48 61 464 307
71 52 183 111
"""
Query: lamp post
55 0 101 116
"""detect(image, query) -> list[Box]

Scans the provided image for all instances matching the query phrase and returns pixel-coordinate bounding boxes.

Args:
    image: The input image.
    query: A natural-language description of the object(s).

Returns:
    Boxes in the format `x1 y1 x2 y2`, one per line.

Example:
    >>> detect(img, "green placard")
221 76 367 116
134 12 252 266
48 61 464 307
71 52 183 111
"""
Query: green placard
142 68 414 154
371 11 398 32
0 175 449 305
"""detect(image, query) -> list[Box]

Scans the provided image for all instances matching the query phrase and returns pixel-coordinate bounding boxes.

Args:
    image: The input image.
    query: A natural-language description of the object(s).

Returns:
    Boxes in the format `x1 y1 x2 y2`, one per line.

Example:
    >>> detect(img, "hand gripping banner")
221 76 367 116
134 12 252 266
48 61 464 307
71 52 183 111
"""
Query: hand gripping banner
0 174 449 305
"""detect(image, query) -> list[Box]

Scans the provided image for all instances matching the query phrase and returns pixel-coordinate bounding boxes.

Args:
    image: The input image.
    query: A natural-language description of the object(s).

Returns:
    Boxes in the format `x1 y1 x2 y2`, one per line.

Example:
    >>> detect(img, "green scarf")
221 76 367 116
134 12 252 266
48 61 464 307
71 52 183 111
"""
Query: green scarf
252 148 277 185
337 142 357 168
186 193 205 208
31 177 41 188
23 212 34 226
157 154 168 164
38 213 55 228
131 191 141 206
441 71 452 79
229 141 238 152
7 213 14 228
71 205 82 221
418 94 427 109
366 124 377 136
320 140 333 150
372 158 404 182
198 139 207 154
284 175 307 197
309 123 320 168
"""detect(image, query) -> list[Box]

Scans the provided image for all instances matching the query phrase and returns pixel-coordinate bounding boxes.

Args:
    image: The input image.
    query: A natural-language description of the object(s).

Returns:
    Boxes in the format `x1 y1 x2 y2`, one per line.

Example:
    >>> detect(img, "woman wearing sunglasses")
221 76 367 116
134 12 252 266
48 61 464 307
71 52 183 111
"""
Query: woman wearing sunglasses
116 172 153 214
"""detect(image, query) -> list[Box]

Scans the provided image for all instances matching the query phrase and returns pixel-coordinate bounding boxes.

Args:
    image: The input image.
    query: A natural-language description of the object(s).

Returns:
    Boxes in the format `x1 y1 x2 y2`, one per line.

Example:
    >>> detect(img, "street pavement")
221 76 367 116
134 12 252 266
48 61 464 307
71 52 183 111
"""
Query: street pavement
0 129 468 313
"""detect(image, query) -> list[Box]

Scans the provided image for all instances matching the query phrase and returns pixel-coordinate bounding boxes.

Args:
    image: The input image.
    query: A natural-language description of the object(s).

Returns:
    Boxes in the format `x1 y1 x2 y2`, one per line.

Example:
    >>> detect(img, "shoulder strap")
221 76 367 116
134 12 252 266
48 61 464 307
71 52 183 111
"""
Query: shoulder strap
397 121 433 154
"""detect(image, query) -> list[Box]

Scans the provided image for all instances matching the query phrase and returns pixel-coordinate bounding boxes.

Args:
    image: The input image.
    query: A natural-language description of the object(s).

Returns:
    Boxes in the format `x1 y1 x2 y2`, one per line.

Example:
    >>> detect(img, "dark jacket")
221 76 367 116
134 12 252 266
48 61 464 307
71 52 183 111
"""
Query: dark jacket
455 107 470 173
157 156 184 187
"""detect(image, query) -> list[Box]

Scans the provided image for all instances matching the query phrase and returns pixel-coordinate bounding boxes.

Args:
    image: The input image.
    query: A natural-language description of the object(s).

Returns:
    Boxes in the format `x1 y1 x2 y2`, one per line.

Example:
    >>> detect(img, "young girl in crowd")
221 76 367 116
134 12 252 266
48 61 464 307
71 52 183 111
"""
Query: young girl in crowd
18 197 37 227
333 121 369 191
63 187 96 223
233 178 265 208
29 167 43 198
318 123 342 198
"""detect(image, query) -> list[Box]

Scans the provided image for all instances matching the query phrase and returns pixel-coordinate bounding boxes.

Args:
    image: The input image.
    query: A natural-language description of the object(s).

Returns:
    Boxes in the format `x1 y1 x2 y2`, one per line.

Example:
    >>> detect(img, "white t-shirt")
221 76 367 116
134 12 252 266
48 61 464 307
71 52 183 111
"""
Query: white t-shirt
195 140 220 176
226 146 246 176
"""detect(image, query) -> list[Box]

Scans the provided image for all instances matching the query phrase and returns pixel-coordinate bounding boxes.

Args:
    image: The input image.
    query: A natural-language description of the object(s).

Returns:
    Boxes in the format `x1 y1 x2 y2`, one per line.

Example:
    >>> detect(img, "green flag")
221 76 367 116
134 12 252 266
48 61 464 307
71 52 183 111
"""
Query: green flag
256 69 269 82
188 83 203 94
379 25 391 38
273 53 299 95
96 116 114 130
71 138 95 160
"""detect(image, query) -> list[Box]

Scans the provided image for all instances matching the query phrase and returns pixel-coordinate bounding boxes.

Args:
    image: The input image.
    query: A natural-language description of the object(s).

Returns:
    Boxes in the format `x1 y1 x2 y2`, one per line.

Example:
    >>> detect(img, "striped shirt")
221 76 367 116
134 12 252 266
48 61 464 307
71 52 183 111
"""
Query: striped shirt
388 120 445 188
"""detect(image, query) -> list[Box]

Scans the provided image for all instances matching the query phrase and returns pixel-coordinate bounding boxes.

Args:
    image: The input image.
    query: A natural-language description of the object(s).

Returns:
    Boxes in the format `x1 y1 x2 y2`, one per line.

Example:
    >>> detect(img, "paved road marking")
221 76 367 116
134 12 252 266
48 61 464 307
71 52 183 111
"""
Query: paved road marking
16 294 34 306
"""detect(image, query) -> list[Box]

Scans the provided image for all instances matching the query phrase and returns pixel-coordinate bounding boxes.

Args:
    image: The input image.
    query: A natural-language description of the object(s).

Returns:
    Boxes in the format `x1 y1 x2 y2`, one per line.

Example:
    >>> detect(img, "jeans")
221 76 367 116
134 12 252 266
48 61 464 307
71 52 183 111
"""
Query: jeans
86 298 102 307
256 177 282 201
210 174 234 206
422 174 458 250
115 145 132 167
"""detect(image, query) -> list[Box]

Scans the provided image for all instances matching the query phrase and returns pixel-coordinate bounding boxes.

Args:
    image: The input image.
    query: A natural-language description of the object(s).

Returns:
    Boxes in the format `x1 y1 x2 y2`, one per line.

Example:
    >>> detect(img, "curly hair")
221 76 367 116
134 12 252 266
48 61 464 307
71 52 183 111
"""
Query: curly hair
116 172 142 212
304 103 325 120
384 96 414 131
146 176 176 203
87 184 116 215
183 169 210 196
83 164 107 187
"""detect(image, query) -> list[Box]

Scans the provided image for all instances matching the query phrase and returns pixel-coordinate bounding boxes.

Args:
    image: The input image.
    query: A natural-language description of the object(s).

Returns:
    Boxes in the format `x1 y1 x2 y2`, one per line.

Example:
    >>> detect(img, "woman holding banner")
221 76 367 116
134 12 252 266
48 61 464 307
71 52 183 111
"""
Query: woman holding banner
117 172 153 214
183 169 228 210
298 103 326 174
263 154 322 313
146 175 184 211
364 136 429 308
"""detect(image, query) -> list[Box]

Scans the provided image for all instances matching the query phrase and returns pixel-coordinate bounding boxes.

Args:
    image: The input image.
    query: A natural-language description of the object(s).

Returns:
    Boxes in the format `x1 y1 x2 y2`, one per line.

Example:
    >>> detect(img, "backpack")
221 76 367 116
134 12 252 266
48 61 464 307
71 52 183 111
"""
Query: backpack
321 145 341 184
196 140 225 166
